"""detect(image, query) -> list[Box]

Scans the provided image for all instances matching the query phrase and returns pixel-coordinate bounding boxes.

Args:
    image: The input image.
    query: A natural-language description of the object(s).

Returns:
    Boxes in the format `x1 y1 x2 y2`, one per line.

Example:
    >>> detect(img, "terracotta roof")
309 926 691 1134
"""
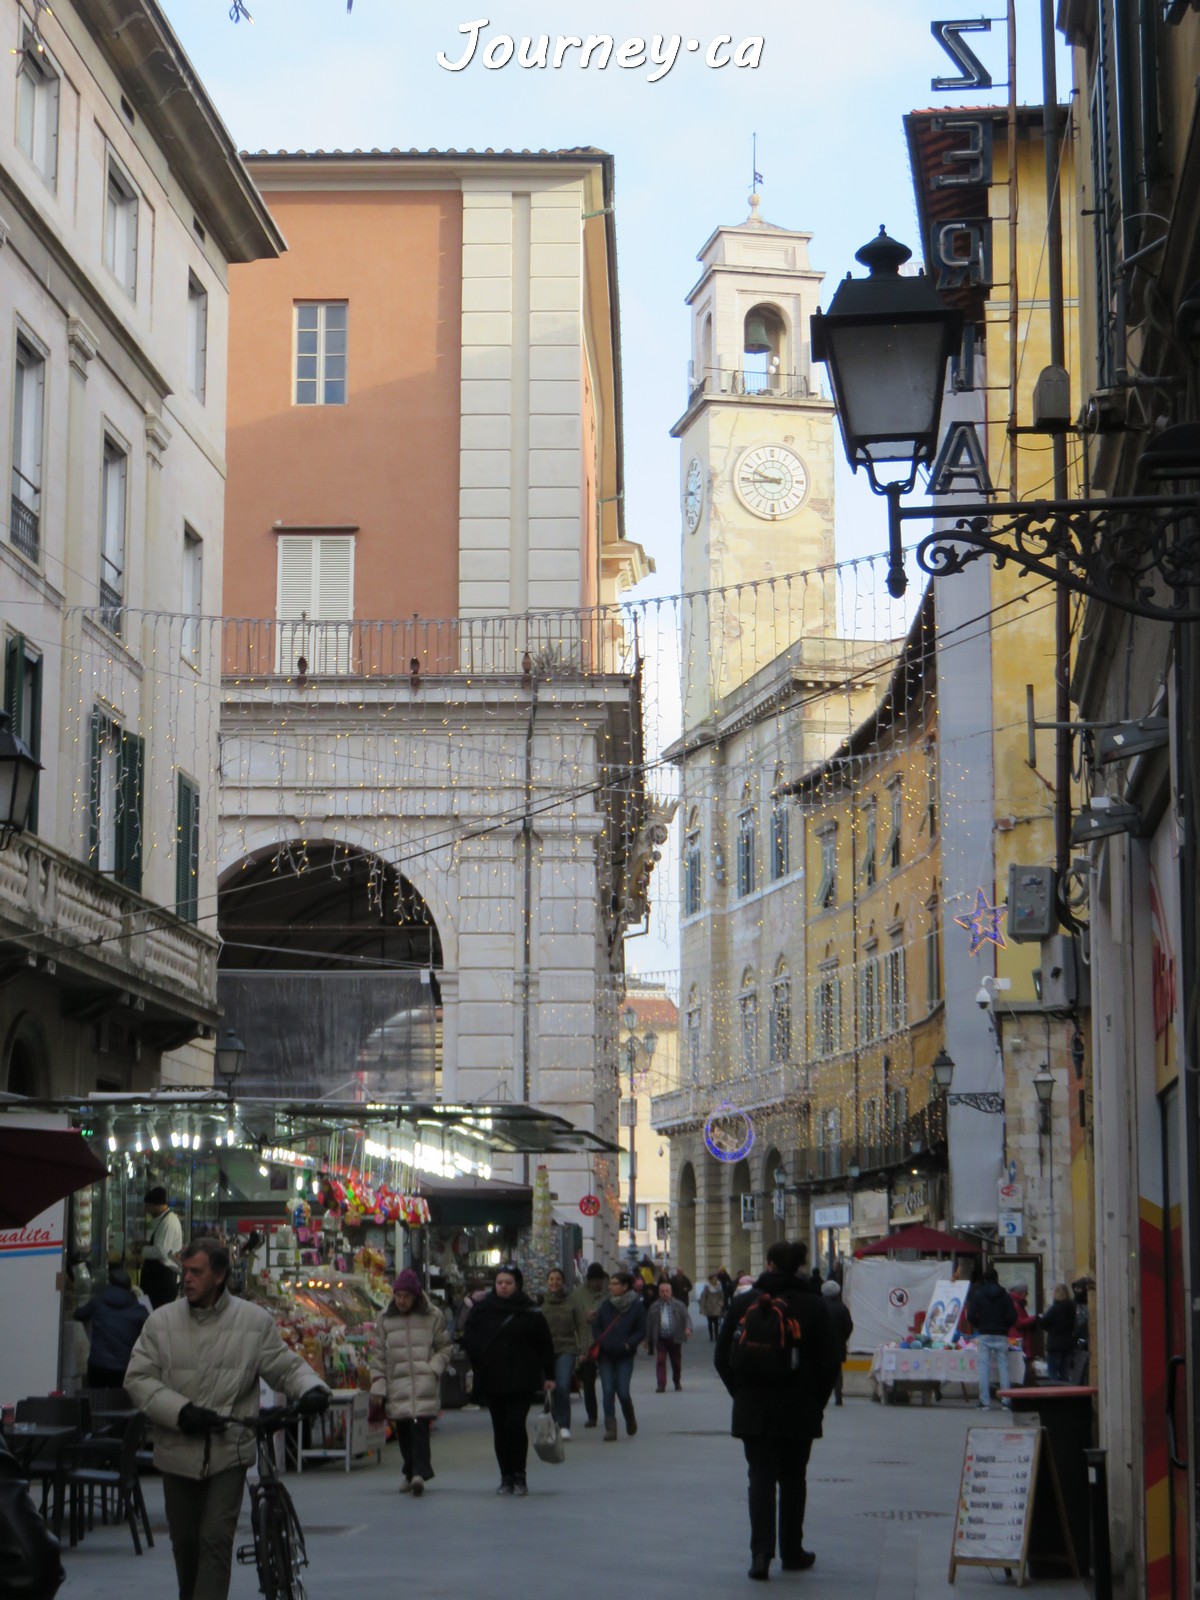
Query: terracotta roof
623 996 679 1027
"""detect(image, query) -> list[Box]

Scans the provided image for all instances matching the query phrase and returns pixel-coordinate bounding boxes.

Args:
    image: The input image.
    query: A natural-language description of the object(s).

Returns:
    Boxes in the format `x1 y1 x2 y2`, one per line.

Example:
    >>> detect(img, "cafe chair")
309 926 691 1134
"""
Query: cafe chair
13 1396 89 1536
66 1413 153 1555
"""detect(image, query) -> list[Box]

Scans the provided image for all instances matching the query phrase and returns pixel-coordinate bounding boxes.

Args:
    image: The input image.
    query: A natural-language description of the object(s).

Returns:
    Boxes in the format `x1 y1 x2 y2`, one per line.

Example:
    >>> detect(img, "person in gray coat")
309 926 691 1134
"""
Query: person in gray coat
369 1269 451 1494
125 1236 329 1600
645 1280 691 1392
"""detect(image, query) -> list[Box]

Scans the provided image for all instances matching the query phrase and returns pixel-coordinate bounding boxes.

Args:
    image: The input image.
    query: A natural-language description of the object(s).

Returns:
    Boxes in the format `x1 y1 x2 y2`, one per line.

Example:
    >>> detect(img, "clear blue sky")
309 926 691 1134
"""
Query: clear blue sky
160 1 1070 977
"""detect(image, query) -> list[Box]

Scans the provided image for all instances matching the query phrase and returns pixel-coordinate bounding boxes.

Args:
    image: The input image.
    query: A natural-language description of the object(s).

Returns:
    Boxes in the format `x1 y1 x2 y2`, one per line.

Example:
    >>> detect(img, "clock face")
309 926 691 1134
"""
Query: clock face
733 445 809 520
683 456 704 533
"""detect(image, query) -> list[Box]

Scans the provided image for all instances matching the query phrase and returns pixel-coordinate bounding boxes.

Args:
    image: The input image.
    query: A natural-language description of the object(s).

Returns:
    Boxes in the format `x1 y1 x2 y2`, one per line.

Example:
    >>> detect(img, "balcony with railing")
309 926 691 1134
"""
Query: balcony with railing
686 366 815 408
10 471 40 562
222 607 639 683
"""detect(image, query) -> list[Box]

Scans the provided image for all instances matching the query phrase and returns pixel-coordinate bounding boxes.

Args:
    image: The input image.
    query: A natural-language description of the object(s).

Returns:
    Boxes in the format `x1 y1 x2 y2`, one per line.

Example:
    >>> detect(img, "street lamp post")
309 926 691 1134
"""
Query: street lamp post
0 709 43 849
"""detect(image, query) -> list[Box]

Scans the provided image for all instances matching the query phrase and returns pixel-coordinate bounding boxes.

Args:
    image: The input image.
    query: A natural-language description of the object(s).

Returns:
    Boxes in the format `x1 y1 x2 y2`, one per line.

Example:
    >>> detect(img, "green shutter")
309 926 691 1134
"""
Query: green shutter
176 774 199 923
116 730 144 892
87 708 102 867
5 634 23 727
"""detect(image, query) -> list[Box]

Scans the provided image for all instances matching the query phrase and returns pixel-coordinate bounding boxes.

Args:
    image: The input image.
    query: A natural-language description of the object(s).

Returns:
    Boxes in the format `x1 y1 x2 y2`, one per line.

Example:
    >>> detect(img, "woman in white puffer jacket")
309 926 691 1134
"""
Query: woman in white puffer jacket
369 1269 451 1495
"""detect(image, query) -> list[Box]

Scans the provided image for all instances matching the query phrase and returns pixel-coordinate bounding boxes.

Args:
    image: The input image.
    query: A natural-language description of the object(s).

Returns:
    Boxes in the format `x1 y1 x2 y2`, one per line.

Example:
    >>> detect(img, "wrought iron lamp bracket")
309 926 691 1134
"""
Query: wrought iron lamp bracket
944 1091 1005 1114
884 491 1200 621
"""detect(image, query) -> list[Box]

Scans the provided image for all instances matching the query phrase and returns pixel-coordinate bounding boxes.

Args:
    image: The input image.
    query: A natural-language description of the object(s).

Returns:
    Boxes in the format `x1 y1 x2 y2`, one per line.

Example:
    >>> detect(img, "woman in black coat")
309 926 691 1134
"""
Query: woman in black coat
1038 1283 1077 1383
461 1266 554 1495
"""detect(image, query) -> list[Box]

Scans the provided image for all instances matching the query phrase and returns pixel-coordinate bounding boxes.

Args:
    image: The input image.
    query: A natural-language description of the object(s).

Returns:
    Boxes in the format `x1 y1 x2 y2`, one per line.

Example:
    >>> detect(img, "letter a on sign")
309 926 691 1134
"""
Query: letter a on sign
930 19 993 91
929 422 994 497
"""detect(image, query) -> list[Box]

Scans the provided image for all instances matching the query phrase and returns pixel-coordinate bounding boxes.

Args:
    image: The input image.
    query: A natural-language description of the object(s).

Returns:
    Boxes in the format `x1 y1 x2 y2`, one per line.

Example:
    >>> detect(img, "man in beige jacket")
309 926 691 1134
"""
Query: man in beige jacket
125 1236 329 1600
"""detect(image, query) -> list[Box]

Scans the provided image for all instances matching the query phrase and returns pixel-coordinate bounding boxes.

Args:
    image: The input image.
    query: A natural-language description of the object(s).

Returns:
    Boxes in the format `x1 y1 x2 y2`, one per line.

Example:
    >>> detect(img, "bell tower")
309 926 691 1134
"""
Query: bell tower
673 197 839 730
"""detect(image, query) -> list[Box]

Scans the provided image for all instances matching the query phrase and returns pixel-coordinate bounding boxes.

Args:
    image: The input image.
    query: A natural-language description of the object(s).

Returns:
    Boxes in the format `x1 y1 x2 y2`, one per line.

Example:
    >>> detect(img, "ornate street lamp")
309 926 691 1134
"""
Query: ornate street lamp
214 1027 247 1098
930 1045 1004 1114
812 230 1200 619
0 709 42 849
1032 1064 1055 1137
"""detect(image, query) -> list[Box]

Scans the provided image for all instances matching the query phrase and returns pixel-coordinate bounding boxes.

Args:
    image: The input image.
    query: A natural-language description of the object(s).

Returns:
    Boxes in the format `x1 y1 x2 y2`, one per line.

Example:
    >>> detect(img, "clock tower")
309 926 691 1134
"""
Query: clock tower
672 197 838 729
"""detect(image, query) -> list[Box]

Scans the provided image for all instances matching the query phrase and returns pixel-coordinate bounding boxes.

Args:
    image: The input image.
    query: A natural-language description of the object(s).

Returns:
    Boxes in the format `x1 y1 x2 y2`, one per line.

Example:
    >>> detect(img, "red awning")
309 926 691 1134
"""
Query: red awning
854 1223 981 1258
0 1125 107 1228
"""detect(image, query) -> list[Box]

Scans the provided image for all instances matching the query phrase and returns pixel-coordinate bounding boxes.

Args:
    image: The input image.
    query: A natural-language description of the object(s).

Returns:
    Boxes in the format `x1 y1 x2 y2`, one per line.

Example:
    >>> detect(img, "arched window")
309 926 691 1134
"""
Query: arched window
738 967 759 1074
684 808 703 916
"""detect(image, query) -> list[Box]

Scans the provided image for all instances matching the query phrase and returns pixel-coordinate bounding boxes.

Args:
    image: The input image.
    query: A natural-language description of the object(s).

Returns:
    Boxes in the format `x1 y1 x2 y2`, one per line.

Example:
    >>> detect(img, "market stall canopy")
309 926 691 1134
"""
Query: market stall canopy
416 1175 533 1228
854 1223 981 1259
0 1125 108 1227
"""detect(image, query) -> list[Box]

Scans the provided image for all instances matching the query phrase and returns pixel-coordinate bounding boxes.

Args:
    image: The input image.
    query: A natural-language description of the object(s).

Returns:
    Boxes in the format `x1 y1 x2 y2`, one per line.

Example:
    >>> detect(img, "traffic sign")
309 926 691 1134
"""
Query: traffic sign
998 1210 1024 1237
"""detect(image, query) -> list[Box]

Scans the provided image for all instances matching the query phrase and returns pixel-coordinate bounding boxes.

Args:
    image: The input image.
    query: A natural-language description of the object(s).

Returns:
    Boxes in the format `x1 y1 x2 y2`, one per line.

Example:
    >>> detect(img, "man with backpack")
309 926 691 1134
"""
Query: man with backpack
715 1240 839 1581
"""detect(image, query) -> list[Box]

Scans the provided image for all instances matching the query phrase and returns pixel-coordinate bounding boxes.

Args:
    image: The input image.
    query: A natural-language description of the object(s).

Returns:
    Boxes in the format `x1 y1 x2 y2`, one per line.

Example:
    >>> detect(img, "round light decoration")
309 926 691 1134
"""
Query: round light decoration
703 1102 755 1163
579 1194 601 1217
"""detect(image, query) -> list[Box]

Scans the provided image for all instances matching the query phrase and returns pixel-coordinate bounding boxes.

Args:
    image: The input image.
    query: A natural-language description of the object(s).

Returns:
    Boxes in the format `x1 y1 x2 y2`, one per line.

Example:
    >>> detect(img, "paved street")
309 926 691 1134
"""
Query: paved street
60 1350 1090 1599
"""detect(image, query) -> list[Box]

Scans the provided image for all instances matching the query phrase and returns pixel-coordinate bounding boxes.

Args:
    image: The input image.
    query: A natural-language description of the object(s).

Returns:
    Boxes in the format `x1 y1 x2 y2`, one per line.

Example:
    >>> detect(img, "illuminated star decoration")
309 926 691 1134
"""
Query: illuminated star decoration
954 888 1008 957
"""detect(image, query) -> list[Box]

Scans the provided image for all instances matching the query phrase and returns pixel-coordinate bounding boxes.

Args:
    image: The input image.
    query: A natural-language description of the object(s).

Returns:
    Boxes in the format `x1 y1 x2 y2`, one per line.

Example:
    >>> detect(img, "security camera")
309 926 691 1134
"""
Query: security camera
976 984 992 1010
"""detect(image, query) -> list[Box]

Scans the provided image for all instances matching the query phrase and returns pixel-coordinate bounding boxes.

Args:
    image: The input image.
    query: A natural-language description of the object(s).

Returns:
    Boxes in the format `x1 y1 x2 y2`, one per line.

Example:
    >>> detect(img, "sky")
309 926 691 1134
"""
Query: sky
159 1 1071 978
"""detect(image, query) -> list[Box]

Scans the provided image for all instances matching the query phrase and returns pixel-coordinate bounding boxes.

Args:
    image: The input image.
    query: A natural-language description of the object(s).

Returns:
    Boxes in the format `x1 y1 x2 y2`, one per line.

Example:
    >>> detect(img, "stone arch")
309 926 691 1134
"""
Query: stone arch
742 301 788 383
3 1013 49 1097
677 1160 698 1281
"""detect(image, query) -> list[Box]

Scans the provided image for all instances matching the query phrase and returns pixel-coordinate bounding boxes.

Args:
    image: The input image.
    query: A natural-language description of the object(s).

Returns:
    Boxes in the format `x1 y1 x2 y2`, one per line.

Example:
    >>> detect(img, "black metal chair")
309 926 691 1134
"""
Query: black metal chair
66 1412 153 1555
12 1396 89 1536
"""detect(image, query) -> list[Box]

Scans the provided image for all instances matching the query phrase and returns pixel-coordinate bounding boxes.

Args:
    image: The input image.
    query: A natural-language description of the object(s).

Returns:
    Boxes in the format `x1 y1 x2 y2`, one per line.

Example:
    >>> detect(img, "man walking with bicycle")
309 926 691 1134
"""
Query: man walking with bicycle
125 1236 329 1600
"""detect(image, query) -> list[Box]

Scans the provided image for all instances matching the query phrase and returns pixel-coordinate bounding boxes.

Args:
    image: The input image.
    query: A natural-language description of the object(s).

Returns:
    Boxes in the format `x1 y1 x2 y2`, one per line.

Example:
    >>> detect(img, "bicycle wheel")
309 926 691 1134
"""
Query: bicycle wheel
264 1494 306 1600
255 1495 281 1600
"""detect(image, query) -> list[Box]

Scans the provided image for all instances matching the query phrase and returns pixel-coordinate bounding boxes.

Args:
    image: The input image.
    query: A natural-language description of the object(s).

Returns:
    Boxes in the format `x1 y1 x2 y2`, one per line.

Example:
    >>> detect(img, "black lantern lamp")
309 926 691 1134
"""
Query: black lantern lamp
931 1047 955 1093
0 709 42 849
214 1027 247 1098
811 228 961 597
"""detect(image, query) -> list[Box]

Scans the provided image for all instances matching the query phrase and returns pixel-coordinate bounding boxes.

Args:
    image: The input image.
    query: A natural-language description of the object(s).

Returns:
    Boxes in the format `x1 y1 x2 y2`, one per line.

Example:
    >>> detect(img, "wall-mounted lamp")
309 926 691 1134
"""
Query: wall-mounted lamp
1069 795 1142 846
1032 1064 1055 1137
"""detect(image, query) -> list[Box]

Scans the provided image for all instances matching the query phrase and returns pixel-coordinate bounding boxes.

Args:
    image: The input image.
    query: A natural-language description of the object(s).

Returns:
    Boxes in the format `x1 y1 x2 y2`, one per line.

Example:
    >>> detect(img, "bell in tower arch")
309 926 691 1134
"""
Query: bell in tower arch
743 312 772 355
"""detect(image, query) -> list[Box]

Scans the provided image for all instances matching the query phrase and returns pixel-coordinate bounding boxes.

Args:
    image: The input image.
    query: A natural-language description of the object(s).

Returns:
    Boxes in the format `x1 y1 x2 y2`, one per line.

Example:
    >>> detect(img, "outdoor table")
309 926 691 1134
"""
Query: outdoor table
871 1343 1026 1403
1 1422 77 1534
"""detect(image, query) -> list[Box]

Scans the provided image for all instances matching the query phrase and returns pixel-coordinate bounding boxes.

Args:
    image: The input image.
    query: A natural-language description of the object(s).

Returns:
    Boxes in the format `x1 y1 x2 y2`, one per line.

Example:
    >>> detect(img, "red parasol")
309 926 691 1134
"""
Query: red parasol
854 1223 981 1259
0 1126 108 1229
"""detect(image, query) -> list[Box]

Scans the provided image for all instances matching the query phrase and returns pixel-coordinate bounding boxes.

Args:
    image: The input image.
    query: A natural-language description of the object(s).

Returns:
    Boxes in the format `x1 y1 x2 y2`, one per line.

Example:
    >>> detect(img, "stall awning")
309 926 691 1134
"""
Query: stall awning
418 1175 533 1229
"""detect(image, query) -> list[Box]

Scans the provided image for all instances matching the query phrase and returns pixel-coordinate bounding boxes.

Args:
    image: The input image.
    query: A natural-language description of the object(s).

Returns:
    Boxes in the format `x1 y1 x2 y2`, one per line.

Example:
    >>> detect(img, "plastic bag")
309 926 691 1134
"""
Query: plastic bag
532 1395 565 1465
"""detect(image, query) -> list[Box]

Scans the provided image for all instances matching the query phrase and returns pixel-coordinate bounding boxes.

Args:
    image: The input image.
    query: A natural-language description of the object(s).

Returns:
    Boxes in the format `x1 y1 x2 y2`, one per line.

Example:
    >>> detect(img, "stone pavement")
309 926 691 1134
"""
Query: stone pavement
59 1347 1092 1599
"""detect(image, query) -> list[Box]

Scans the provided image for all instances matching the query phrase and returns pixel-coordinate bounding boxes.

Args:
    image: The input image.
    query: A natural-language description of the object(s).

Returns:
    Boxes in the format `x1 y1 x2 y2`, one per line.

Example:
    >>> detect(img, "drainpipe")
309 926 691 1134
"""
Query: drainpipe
520 673 539 1185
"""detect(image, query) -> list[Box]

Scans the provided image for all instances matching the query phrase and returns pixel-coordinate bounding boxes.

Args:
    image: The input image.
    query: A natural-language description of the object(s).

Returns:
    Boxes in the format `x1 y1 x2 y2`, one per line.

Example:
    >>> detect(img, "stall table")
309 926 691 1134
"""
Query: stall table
871 1343 1025 1403
294 1389 384 1473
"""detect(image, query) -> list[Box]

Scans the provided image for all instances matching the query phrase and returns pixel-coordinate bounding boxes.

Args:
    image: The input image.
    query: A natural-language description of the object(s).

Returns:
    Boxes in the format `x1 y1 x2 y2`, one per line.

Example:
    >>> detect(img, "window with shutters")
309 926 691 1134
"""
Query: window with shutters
686 997 702 1085
859 956 879 1044
736 798 756 897
815 830 837 908
186 275 208 402
276 535 355 673
182 527 202 663
813 969 841 1057
104 159 138 298
16 32 58 188
886 781 902 870
769 969 791 1065
1089 8 1120 391
882 943 907 1035
100 436 127 636
738 970 758 1074
88 709 143 890
11 336 44 563
294 302 348 405
683 811 702 916
925 900 942 1011
861 803 877 888
771 793 790 879
5 635 42 833
176 773 200 923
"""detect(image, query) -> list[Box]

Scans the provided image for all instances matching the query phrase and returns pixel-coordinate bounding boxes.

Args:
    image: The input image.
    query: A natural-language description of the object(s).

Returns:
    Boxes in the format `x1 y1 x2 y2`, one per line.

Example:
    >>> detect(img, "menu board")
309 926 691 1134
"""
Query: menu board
949 1427 1040 1583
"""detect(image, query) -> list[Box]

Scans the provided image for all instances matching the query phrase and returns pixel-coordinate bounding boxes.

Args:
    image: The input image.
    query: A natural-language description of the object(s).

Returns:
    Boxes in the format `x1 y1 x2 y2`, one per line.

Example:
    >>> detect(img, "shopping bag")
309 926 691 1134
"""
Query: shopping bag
532 1395 566 1464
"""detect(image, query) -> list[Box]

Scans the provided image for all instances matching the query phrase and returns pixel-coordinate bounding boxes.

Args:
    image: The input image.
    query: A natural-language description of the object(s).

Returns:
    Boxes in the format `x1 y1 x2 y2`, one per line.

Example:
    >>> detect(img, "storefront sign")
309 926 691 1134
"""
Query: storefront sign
814 1203 851 1229
931 19 993 91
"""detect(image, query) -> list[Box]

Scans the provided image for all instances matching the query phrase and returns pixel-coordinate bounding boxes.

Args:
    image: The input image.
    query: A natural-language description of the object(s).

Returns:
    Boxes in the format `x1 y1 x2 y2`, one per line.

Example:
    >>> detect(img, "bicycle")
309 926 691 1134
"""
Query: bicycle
225 1406 310 1600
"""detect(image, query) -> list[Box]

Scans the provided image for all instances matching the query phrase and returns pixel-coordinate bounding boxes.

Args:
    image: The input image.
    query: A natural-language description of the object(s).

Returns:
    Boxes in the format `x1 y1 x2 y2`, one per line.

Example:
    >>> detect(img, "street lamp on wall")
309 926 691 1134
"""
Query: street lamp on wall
214 1028 247 1099
811 230 1200 621
930 1046 1004 1115
1032 1064 1055 1138
0 709 43 849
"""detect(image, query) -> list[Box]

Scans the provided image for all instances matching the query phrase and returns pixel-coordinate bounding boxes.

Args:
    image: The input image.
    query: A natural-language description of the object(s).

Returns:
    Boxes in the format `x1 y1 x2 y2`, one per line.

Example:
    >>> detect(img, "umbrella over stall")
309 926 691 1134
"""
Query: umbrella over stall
854 1223 982 1259
0 1126 108 1229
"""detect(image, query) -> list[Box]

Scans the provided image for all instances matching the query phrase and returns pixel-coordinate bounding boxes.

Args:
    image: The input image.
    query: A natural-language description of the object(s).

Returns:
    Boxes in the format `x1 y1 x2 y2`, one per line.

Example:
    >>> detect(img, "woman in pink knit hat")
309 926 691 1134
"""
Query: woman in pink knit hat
369 1269 451 1495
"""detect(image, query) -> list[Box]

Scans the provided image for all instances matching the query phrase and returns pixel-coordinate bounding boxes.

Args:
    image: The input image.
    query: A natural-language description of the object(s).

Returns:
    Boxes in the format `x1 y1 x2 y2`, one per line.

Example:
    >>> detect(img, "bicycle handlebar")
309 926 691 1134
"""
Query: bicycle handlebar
206 1404 307 1435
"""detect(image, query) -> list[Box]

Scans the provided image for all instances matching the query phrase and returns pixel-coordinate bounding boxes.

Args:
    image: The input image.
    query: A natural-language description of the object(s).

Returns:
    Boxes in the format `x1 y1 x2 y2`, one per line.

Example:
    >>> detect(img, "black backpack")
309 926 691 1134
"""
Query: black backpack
729 1291 802 1382
0 1452 64 1600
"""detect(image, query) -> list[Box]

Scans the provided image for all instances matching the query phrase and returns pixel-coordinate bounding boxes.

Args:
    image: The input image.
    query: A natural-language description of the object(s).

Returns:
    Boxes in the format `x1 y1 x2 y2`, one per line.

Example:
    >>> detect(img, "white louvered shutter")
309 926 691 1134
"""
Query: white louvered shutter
313 536 353 672
276 536 315 672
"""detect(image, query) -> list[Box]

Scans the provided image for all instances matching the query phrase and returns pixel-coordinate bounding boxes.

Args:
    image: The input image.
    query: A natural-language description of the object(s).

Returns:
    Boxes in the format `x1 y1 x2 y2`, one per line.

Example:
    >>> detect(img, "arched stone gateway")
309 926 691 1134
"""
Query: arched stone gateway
217 842 443 1098
677 1161 698 1281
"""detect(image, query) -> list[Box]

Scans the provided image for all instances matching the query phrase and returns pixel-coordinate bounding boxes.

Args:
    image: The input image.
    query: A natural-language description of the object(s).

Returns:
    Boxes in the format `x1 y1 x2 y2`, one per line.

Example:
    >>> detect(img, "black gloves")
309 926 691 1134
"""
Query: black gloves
297 1388 330 1416
178 1403 224 1436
